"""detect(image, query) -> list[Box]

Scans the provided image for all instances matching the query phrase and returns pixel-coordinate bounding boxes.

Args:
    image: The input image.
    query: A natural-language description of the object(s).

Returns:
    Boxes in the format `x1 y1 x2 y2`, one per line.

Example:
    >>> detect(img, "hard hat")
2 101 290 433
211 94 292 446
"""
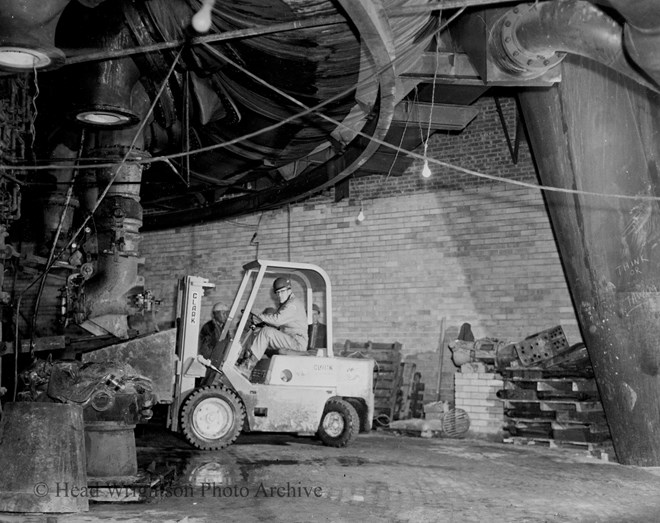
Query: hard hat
212 302 229 312
273 277 291 292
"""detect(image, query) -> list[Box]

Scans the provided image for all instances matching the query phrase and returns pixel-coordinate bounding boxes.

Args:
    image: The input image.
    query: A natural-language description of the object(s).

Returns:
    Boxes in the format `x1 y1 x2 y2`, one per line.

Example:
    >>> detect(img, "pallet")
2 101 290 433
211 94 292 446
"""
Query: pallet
500 368 594 380
503 436 608 452
343 340 404 423
499 375 600 401
393 362 416 420
501 367 612 448
409 378 425 418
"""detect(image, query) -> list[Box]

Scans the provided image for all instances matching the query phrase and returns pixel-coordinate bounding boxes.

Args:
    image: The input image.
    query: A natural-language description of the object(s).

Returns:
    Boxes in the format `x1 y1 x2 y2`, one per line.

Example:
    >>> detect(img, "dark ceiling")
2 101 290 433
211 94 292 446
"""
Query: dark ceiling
1 0 509 234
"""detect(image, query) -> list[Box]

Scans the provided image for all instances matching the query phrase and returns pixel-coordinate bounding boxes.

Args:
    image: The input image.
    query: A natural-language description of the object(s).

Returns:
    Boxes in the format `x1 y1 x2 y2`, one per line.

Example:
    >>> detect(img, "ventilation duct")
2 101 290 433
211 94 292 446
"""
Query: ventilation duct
59 1 142 128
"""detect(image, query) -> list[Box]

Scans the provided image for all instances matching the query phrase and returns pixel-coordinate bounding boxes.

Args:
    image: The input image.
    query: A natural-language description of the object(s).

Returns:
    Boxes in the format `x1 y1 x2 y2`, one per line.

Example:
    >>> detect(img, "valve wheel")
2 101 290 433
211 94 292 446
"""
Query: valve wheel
180 386 245 450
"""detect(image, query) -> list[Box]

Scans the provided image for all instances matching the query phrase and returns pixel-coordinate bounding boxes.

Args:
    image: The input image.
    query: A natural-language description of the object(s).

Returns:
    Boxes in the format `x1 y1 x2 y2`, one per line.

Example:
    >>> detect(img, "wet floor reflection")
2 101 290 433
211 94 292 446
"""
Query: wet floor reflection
185 458 247 487
135 424 375 494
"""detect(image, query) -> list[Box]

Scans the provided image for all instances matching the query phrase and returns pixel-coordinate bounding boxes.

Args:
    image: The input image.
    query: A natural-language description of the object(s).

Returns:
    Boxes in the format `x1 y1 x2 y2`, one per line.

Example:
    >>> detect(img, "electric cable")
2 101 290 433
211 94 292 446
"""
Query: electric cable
199 19 660 203
422 31 442 178
0 7 450 173
30 64 39 152
198 15 660 203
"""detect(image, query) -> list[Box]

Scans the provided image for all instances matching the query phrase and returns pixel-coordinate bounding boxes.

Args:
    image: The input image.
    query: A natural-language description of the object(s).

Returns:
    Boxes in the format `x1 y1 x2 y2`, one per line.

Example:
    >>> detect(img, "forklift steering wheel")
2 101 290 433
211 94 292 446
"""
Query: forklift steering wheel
248 311 261 330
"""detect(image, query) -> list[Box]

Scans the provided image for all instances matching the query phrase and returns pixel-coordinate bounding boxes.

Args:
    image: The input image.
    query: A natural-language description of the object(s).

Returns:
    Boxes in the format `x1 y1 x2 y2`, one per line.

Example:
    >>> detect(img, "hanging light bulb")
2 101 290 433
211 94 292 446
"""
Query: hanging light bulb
192 0 216 33
422 159 432 178
356 203 365 223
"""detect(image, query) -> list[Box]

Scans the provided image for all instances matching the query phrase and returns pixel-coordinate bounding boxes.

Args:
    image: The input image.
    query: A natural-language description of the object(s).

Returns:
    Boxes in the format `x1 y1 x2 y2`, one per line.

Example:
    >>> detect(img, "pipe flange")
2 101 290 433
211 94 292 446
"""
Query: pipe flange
74 105 141 129
0 42 65 73
90 389 115 412
80 262 95 280
499 5 564 75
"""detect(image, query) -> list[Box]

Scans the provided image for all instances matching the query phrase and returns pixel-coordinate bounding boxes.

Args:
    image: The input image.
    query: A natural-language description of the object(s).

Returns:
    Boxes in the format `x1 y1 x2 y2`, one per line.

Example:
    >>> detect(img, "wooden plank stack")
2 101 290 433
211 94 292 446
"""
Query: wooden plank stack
393 362 416 420
499 368 611 451
342 340 405 425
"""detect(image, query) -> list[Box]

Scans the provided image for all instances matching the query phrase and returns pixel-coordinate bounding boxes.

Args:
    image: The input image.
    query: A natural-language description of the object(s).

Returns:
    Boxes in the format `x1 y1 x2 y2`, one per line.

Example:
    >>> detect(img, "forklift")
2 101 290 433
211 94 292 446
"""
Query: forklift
167 260 374 450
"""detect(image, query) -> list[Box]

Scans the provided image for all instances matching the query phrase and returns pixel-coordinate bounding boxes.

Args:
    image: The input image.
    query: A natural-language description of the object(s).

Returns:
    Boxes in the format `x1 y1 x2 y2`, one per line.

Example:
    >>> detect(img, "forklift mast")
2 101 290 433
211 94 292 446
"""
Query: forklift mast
167 275 215 432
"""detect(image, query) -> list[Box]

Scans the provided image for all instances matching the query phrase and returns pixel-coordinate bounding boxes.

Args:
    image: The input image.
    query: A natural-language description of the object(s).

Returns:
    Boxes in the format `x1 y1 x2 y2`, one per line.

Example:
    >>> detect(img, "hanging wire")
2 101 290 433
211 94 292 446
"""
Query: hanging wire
4 8 465 175
190 14 660 203
183 70 191 186
195 17 660 203
2 8 659 203
413 84 431 175
29 64 39 152
287 203 291 262
423 31 442 171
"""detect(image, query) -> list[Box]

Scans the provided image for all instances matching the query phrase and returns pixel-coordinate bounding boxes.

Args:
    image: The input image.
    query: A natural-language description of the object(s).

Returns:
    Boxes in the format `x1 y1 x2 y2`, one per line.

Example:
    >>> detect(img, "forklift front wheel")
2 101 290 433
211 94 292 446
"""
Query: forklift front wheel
318 399 359 447
180 386 245 450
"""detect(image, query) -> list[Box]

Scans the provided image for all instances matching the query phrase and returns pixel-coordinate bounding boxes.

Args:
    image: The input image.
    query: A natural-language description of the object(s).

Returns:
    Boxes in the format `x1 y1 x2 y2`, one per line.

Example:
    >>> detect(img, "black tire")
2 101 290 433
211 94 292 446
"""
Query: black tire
344 398 370 433
180 386 245 450
318 398 359 447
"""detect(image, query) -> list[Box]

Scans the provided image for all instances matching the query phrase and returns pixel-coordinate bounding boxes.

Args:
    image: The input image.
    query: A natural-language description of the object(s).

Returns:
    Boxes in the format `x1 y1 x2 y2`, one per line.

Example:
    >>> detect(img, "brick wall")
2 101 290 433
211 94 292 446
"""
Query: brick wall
139 96 582 375
454 371 505 441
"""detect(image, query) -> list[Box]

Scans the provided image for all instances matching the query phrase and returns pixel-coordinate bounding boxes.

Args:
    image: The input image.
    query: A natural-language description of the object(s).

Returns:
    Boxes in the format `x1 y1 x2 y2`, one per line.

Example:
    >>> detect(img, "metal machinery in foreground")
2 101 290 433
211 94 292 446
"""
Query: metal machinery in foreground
168 260 374 449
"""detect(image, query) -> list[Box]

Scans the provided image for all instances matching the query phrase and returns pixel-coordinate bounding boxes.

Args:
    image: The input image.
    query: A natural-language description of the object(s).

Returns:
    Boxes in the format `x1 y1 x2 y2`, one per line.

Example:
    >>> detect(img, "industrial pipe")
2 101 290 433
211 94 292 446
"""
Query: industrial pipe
41 142 80 250
0 0 70 72
57 1 143 128
518 54 660 466
35 0 156 338
81 142 148 338
605 0 660 88
489 0 660 91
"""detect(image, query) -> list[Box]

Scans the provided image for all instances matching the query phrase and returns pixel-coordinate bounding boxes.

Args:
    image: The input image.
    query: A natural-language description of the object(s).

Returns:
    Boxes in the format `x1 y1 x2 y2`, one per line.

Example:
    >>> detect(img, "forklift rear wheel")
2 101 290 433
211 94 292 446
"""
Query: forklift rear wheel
318 399 359 447
181 386 245 450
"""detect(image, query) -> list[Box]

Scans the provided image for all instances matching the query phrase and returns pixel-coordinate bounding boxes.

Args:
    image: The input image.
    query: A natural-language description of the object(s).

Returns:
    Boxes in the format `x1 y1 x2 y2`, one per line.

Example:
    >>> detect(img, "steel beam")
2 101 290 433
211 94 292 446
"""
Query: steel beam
393 101 479 130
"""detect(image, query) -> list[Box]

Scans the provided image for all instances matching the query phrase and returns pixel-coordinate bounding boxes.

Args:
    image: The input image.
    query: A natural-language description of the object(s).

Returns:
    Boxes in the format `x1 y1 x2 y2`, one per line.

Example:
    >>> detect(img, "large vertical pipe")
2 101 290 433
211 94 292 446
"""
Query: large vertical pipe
83 160 143 311
519 55 660 466
51 0 151 338
81 138 147 338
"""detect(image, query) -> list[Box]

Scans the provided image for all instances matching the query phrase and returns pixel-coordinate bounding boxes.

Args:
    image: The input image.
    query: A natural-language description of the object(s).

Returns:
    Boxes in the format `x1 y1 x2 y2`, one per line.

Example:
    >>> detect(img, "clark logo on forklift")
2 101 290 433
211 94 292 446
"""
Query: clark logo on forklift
189 292 199 324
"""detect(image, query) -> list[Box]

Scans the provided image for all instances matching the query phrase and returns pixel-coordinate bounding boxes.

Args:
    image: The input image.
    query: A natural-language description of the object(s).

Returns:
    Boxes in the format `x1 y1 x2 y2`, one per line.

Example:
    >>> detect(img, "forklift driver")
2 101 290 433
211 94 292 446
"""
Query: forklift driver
237 277 308 378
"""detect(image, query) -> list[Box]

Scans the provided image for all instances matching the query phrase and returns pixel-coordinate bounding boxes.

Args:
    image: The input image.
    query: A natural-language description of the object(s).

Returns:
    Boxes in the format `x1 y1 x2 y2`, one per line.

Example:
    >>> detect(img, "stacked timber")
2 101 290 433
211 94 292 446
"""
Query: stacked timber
499 367 611 450
393 364 424 421
342 340 409 425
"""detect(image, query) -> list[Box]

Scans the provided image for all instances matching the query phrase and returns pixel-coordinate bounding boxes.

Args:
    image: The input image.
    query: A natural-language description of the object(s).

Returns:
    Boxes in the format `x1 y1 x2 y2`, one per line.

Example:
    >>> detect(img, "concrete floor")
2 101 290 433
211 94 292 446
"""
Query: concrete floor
3 425 660 523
